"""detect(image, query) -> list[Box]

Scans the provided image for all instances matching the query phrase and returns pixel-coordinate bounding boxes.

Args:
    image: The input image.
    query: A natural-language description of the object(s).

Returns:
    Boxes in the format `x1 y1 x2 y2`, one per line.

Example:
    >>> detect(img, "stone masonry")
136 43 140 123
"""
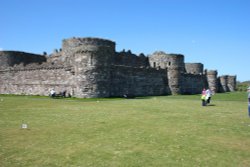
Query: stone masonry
0 37 237 98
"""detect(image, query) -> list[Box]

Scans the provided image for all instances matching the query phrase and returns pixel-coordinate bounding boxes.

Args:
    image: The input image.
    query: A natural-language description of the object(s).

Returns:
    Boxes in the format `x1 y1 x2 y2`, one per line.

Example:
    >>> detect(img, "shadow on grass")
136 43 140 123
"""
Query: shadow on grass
206 104 216 107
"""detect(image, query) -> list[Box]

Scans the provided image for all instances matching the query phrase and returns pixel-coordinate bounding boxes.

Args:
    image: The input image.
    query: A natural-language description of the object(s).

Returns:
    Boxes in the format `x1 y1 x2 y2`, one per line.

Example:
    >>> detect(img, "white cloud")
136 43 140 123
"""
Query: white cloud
0 48 3 51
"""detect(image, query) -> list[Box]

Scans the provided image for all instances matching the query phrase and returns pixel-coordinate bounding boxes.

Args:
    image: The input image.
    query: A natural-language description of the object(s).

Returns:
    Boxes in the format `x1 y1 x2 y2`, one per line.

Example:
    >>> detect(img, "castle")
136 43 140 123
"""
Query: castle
0 37 236 98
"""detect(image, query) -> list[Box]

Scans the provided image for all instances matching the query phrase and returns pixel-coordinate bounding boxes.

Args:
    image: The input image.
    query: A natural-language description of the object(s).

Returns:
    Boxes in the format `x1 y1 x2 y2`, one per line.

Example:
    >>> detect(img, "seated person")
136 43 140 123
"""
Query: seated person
50 89 56 97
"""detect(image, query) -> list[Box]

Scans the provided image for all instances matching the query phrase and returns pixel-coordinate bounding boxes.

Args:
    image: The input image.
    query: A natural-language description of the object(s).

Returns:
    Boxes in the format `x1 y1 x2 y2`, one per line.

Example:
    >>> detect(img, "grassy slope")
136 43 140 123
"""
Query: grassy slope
0 92 249 167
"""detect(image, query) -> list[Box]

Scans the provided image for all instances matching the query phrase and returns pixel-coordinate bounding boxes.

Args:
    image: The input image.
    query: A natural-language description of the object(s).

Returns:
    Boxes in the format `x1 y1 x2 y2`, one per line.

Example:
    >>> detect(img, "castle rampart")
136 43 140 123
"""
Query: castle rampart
0 67 76 96
0 51 46 68
0 37 237 98
217 75 237 93
206 70 218 93
218 75 228 92
185 63 204 74
110 65 170 97
114 51 149 67
181 73 205 94
227 75 237 92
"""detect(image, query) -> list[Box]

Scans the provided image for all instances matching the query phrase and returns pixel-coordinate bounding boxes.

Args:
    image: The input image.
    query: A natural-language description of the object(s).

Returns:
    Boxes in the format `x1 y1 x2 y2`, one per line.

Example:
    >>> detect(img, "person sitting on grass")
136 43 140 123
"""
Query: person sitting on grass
50 89 56 98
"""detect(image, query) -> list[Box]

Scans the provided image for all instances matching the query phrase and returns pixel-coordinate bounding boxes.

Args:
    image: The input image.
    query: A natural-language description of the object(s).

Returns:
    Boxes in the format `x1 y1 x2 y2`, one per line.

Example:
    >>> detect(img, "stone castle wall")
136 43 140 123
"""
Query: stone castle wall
0 66 76 96
61 37 116 98
114 51 149 67
0 51 46 68
0 37 237 98
148 52 185 94
227 75 237 92
206 70 218 93
217 75 237 93
110 65 170 97
181 74 205 94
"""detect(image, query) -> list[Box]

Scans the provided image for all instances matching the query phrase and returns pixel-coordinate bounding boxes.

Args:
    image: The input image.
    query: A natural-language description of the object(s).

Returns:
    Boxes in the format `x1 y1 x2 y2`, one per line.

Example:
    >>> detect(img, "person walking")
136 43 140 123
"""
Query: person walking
247 87 250 117
201 88 206 106
206 88 212 104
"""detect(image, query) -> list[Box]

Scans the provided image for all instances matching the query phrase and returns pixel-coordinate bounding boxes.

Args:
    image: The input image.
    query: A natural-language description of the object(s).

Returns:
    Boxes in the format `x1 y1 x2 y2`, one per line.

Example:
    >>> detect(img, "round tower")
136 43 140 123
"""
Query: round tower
227 75 236 92
206 70 218 93
148 52 184 94
167 54 185 95
218 75 228 92
185 63 204 74
62 37 116 98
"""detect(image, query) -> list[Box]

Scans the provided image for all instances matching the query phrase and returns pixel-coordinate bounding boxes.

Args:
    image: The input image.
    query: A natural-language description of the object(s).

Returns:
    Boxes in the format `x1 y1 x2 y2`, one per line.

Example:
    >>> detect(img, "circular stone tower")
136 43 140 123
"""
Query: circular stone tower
185 63 204 74
206 70 218 93
219 75 228 92
62 37 116 98
227 75 237 92
167 54 185 95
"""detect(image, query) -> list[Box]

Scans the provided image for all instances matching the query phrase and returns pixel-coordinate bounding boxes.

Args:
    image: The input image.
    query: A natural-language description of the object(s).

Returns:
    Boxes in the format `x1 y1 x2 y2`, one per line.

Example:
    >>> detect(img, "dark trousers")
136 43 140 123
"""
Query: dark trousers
207 97 211 104
248 105 250 117
202 100 206 106
248 98 250 117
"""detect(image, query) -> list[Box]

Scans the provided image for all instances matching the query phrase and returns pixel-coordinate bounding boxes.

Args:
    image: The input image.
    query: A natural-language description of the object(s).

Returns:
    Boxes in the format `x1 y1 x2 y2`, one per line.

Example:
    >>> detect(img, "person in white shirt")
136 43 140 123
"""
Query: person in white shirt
50 89 56 98
206 88 212 104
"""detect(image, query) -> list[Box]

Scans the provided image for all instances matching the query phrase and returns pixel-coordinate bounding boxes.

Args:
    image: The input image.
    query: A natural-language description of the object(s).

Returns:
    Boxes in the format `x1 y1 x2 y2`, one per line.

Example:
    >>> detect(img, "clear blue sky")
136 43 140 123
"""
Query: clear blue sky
1 0 249 81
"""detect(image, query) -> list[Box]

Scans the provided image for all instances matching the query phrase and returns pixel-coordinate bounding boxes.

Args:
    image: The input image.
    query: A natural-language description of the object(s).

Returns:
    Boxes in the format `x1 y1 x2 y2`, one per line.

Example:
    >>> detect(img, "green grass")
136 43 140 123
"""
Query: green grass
0 92 250 167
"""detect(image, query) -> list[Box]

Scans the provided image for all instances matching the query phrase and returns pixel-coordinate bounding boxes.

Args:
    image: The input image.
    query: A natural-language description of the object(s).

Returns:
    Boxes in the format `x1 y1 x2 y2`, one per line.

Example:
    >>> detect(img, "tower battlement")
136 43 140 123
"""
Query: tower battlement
185 63 204 74
62 37 116 53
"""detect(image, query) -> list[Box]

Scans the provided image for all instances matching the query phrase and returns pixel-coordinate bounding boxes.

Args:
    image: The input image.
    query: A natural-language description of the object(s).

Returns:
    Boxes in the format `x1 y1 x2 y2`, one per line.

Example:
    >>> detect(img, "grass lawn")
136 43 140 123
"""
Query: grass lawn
0 92 250 167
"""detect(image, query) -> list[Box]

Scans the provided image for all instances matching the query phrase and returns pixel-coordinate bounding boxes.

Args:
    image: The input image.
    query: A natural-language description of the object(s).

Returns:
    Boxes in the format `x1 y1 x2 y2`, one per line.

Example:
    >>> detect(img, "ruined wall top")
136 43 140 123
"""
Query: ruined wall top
148 51 185 71
60 37 116 65
0 51 46 69
227 75 237 80
114 50 149 67
185 63 204 74
206 70 218 75
62 37 116 52
218 75 237 82
150 51 184 59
